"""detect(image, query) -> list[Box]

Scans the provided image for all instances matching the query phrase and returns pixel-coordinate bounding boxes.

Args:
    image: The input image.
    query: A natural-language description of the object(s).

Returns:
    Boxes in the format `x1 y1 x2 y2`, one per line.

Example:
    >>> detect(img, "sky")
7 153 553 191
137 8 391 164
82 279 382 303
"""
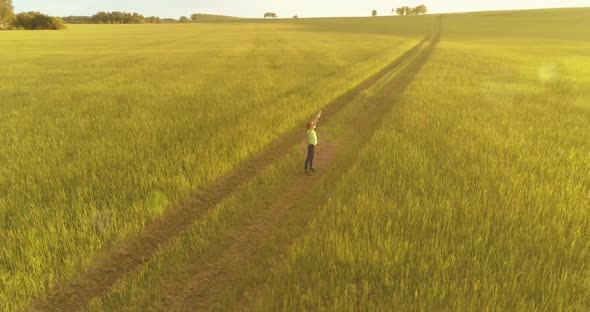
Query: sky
14 0 590 18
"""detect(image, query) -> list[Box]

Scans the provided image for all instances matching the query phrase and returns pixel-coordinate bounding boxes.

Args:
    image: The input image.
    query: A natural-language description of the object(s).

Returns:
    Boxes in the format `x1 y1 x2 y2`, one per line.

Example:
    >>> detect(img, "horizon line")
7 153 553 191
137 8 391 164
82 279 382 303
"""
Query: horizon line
22 5 588 20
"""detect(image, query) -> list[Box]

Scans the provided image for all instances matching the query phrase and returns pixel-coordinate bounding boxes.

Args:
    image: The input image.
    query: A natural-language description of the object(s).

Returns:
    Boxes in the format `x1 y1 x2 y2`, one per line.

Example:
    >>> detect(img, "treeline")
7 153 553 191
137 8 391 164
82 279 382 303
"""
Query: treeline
63 12 239 25
63 12 161 24
14 12 65 29
393 4 427 15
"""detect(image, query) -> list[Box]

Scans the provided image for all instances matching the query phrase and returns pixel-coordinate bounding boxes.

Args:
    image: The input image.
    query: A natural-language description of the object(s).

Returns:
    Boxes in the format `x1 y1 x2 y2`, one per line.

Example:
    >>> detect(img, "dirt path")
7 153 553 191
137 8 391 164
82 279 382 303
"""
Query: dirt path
30 20 440 312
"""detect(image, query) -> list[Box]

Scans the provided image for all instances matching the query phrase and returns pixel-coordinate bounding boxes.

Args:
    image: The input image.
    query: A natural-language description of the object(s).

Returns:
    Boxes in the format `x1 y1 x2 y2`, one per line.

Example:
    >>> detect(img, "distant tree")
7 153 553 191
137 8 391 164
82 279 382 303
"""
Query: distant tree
131 12 144 23
293 15 298 19
372 9 377 17
86 12 154 24
62 15 93 24
145 16 160 23
14 11 31 29
396 6 411 15
264 12 277 18
0 0 14 30
92 11 107 23
50 15 65 29
179 16 190 23
110 11 124 23
395 4 427 16
190 13 199 21
413 4 428 14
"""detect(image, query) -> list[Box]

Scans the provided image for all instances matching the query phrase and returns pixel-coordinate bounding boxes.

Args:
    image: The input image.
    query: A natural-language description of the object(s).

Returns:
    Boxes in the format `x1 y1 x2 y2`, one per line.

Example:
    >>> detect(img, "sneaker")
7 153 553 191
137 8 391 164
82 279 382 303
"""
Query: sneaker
310 168 318 172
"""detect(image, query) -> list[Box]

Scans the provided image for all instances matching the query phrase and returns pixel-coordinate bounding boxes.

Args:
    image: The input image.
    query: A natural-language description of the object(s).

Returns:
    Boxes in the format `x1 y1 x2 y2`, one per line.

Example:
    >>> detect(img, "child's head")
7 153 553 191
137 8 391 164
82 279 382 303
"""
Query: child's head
307 121 315 129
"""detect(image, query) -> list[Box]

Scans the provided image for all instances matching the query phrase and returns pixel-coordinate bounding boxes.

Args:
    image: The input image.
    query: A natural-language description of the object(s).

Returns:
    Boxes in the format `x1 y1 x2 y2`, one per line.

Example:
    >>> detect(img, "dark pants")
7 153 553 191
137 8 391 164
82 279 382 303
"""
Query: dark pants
305 144 315 170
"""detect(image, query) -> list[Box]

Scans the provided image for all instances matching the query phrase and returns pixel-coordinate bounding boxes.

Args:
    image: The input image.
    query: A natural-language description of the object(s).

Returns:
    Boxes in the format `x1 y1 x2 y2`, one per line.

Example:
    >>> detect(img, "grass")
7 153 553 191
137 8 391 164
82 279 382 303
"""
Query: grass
3 7 589 311
0 18 432 311
251 8 590 310
84 144 306 311
82 37 420 311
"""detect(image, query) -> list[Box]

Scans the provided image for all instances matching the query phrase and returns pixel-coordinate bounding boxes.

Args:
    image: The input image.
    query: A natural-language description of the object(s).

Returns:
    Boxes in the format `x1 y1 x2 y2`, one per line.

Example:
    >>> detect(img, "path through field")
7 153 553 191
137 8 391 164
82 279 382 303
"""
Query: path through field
31 19 441 311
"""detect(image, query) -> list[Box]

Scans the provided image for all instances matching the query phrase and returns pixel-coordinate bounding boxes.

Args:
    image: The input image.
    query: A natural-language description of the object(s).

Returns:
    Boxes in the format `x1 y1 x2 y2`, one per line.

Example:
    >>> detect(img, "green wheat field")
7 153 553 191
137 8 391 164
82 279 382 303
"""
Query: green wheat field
1 7 589 311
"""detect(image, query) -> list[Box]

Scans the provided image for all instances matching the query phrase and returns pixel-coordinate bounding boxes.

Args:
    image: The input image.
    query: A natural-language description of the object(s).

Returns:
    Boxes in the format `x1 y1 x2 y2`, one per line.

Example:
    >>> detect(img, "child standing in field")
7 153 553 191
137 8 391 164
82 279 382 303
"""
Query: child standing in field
305 111 321 175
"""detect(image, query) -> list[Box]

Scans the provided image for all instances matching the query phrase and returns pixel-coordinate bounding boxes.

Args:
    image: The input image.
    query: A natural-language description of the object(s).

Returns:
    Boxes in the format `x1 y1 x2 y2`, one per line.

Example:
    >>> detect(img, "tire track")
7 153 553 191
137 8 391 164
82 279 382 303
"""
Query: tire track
30 20 440 312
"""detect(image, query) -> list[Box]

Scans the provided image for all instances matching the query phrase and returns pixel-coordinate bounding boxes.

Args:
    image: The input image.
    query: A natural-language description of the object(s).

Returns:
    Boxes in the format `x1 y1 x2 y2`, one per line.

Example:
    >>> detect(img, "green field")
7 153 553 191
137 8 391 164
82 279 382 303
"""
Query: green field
2 7 590 311
254 9 590 310
0 16 432 311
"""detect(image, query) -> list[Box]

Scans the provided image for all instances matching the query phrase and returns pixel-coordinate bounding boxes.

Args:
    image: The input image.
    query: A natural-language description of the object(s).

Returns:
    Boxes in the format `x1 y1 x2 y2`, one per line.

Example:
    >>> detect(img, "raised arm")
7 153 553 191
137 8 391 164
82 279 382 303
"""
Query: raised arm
312 110 322 126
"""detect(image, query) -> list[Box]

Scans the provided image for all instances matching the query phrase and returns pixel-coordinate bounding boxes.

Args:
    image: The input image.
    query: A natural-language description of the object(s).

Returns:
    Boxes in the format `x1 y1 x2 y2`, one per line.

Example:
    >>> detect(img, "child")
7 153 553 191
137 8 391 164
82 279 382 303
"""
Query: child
305 111 321 175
